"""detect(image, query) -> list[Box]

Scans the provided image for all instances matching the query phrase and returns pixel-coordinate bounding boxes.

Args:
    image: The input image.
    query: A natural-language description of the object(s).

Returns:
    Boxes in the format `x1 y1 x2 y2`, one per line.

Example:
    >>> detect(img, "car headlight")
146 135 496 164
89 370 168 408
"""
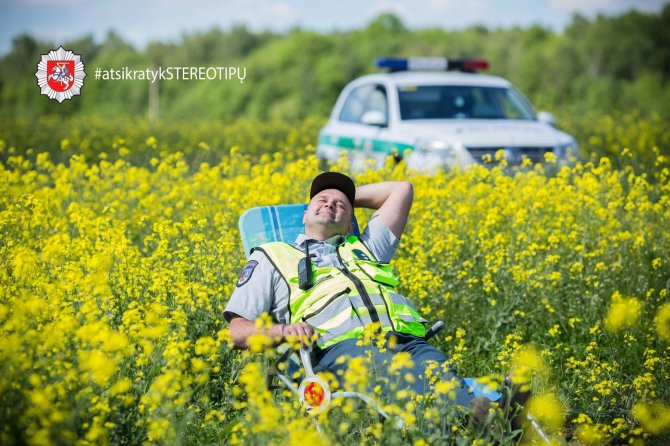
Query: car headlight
413 139 458 164
408 139 476 171
414 138 453 152
553 139 580 163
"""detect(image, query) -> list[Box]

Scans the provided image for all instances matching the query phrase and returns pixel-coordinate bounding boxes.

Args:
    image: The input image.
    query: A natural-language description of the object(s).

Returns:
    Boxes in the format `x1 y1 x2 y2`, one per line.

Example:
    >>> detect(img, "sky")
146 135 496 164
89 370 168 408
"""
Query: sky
0 0 667 56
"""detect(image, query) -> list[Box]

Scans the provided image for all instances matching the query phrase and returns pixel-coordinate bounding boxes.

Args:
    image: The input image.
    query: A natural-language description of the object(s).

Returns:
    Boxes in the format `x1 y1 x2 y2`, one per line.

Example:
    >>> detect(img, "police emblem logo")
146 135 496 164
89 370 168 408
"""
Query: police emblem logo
236 260 259 287
35 46 86 103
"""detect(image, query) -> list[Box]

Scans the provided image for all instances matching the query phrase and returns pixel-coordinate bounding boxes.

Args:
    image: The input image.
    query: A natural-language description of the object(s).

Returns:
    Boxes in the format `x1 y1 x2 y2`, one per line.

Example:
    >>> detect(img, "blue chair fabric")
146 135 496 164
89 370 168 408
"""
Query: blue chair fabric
239 204 360 257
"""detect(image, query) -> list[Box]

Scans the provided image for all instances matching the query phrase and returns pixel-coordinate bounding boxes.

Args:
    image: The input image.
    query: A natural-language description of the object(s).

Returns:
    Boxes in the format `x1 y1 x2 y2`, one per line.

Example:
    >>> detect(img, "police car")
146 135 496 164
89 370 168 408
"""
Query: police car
317 57 578 171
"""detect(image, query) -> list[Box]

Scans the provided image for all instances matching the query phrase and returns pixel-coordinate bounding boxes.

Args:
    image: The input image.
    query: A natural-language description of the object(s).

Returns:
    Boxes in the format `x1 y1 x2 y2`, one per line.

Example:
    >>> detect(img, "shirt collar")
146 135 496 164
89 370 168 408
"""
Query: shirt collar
294 234 345 248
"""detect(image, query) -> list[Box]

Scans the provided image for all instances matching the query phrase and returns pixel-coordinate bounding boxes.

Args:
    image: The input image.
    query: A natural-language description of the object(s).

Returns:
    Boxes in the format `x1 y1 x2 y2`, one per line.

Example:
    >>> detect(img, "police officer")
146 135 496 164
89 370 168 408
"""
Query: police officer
224 172 488 413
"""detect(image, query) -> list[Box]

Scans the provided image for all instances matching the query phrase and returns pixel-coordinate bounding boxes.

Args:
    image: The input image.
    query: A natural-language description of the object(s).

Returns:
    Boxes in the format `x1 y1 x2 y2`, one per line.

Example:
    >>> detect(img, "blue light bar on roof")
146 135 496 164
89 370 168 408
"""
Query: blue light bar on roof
376 57 489 72
376 57 448 71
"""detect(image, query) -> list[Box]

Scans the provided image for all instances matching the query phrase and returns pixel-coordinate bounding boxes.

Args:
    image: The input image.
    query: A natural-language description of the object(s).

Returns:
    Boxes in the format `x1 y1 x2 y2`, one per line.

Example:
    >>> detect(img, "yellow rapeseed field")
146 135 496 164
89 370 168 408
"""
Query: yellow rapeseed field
1 116 669 445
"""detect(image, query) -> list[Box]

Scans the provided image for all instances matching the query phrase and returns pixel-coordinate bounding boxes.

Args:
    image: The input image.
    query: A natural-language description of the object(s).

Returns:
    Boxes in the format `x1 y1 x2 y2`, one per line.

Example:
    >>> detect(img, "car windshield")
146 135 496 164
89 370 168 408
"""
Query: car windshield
397 85 536 120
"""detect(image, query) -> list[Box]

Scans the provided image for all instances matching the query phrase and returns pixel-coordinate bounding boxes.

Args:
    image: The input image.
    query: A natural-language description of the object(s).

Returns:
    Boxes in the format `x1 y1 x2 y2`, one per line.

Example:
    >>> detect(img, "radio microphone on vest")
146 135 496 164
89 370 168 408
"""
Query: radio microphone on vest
298 242 314 290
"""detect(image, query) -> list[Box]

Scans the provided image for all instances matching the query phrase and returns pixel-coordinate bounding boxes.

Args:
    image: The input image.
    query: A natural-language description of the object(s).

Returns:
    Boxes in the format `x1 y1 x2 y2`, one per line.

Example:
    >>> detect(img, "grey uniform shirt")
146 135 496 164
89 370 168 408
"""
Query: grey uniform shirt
224 215 399 324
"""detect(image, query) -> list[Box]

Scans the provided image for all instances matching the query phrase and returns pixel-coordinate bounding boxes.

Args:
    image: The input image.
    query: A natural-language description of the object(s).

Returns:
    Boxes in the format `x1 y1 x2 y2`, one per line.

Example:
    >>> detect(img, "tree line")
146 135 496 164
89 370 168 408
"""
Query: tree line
2 6 669 121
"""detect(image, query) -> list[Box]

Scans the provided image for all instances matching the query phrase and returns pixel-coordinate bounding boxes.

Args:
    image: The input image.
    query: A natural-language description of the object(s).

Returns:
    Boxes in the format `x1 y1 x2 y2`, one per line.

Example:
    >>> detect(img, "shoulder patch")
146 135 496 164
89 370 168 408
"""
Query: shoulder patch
236 260 259 287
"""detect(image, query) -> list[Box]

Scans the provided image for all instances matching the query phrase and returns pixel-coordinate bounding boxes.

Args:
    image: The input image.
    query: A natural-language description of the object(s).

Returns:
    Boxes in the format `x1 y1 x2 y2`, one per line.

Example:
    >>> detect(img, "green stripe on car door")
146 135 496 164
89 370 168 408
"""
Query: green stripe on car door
319 134 414 154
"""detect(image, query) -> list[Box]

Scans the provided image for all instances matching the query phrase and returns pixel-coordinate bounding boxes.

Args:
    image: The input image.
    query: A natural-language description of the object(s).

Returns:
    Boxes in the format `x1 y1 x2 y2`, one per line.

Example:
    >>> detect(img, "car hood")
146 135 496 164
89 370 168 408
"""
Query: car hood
394 119 574 147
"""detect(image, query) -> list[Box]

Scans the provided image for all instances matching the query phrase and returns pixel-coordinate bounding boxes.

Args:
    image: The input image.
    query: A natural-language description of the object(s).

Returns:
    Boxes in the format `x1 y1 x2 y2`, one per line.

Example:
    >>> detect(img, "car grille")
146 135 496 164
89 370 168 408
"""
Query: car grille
466 146 554 164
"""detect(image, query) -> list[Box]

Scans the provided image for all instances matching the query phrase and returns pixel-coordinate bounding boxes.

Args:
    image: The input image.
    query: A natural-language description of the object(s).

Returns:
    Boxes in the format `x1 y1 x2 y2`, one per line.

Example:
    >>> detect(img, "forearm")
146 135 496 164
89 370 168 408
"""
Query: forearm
229 316 284 349
355 181 414 239
229 316 316 349
355 182 407 209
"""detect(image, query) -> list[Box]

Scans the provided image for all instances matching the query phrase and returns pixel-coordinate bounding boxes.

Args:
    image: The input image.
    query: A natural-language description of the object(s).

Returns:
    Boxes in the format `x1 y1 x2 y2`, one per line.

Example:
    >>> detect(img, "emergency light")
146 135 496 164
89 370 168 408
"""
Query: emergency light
376 57 489 72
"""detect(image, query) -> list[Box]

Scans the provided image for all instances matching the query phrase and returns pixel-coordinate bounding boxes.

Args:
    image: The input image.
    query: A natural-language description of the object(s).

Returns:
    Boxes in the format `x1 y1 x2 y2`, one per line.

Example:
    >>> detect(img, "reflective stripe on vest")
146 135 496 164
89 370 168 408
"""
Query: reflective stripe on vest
253 236 426 348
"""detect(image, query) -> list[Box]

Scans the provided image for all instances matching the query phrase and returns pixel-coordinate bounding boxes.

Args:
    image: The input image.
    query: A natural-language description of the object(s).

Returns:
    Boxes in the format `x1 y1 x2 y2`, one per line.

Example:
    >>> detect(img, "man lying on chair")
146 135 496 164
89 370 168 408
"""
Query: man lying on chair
224 172 492 421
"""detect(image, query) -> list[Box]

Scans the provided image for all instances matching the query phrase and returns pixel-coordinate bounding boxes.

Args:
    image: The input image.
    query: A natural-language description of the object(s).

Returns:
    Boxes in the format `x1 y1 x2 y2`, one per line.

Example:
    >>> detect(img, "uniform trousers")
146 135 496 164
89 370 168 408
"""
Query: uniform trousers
312 331 476 409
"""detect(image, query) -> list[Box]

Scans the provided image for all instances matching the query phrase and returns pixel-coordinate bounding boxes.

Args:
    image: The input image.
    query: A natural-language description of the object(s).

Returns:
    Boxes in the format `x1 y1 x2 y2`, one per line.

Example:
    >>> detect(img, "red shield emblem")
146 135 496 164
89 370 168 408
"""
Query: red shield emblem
47 60 75 92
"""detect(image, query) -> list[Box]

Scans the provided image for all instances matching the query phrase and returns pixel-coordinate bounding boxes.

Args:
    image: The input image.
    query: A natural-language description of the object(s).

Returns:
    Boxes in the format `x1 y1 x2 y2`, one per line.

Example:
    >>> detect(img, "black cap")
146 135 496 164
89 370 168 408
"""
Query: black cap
310 172 356 207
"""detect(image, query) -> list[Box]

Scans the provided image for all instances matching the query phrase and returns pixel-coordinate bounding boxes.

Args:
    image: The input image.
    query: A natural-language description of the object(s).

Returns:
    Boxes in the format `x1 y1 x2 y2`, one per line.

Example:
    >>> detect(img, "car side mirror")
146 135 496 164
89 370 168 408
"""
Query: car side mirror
361 110 387 127
537 111 556 127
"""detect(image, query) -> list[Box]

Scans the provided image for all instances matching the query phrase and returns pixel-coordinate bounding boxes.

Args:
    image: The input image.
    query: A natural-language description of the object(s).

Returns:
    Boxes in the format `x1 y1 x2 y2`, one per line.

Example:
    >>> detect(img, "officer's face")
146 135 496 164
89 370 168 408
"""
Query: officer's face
304 189 354 237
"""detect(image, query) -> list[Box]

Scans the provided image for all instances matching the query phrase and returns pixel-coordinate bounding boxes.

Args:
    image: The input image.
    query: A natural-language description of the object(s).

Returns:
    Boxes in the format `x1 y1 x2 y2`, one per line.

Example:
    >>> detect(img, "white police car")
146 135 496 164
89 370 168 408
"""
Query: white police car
317 57 578 170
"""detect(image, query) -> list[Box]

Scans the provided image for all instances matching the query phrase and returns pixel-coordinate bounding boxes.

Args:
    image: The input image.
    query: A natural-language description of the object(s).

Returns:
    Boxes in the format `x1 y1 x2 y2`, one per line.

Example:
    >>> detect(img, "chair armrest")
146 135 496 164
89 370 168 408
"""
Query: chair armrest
424 320 445 341
299 347 316 376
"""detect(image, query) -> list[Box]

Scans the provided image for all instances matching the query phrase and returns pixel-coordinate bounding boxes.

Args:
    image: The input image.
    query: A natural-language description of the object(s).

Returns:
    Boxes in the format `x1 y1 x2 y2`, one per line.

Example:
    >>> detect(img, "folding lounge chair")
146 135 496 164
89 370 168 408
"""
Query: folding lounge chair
238 205 549 440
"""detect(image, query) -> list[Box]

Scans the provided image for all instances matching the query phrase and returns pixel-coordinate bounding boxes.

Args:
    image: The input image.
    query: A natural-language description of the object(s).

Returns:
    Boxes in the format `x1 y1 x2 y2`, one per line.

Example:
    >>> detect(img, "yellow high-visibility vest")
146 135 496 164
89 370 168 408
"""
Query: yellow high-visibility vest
253 236 427 348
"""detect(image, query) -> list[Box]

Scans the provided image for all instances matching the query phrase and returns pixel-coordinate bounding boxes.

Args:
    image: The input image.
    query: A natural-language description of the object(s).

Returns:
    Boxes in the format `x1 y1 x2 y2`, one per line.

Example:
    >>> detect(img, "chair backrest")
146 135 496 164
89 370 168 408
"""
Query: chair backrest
238 204 361 258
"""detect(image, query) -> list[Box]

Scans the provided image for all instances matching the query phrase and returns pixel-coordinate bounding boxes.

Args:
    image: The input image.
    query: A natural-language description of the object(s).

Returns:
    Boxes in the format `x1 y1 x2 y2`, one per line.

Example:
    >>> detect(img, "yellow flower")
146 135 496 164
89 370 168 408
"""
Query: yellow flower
575 423 607 445
510 345 547 392
147 418 171 442
344 357 369 392
389 351 414 374
527 392 565 431
632 401 670 434
79 349 116 387
654 303 670 342
246 333 275 353
604 292 641 332
544 152 557 164
204 409 225 423
195 336 218 356
109 378 132 396
10 247 40 281
434 378 459 400
191 357 208 373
